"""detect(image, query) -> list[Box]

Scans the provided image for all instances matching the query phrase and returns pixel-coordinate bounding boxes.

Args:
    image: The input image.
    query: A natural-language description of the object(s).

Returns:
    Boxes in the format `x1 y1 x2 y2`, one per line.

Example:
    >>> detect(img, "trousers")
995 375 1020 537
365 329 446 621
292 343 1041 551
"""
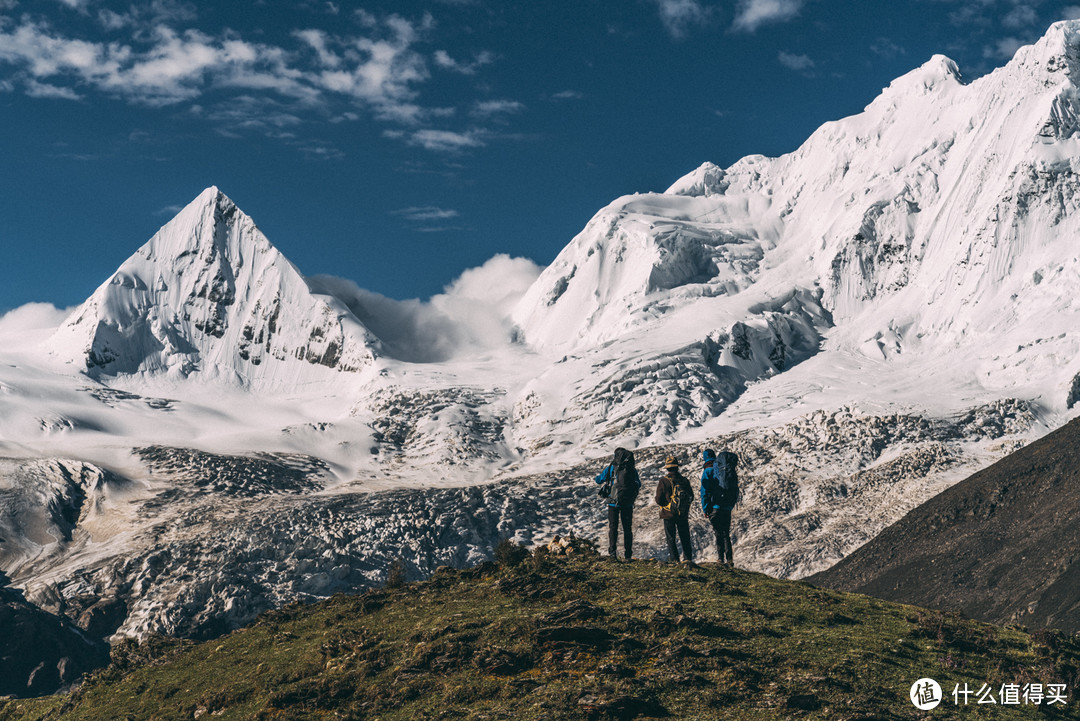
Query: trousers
710 509 733 564
663 515 694 562
607 505 634 558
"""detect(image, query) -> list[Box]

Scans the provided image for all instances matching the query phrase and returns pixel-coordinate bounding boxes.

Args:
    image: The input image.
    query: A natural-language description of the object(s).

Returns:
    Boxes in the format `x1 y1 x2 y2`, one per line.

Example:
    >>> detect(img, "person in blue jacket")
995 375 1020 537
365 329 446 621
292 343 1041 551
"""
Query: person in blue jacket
700 448 737 565
594 447 640 559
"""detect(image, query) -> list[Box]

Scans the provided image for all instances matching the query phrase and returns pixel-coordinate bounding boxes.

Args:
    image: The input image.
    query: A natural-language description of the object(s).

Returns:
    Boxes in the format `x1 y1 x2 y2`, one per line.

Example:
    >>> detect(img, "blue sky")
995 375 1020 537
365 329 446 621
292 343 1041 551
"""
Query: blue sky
1 0 1077 314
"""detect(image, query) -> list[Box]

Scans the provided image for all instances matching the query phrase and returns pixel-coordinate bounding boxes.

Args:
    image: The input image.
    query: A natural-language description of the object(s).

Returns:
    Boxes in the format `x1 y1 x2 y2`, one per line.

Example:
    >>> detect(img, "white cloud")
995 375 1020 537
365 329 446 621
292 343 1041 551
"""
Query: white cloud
471 99 523 118
0 303 73 337
0 20 294 106
551 89 583 100
308 279 455 362
870 37 904 58
309 255 542 362
0 12 436 119
1062 5 1080 20
984 35 1026 60
732 0 804 32
391 206 460 222
294 28 340 69
304 14 433 122
97 1 199 34
408 128 484 152
205 96 304 131
651 0 711 38
431 254 542 346
433 49 493 75
1002 4 1037 28
296 140 344 159
354 9 377 27
777 51 813 71
0 9 523 153
25 78 81 98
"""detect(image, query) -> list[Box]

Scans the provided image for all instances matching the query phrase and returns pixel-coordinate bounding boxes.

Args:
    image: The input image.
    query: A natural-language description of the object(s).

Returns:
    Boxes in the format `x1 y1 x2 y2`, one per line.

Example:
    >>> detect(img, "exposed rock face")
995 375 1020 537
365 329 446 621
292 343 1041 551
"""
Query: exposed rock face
0 459 129 579
810 415 1080 633
0 581 109 698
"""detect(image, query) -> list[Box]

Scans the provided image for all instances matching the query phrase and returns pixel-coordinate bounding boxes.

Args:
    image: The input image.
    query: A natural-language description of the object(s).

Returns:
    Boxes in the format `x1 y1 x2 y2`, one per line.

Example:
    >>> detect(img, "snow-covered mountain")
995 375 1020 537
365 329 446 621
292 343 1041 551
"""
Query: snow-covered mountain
513 21 1080 452
3 21 1080 655
48 187 380 390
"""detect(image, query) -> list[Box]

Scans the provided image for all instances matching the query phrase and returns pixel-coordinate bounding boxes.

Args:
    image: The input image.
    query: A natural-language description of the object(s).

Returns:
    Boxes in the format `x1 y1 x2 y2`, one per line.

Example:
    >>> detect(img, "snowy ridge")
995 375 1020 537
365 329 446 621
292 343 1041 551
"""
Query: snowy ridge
506 22 1080 462
48 187 380 391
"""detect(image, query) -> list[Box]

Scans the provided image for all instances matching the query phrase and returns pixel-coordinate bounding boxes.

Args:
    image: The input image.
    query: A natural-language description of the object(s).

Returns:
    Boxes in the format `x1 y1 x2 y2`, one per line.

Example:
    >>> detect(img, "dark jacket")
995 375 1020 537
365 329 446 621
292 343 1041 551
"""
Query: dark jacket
655 470 692 519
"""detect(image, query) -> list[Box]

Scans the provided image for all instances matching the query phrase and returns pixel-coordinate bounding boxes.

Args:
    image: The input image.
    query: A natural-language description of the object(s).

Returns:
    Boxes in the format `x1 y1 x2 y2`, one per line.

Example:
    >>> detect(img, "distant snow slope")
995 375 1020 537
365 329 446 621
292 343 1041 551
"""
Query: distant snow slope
2 21 1080 644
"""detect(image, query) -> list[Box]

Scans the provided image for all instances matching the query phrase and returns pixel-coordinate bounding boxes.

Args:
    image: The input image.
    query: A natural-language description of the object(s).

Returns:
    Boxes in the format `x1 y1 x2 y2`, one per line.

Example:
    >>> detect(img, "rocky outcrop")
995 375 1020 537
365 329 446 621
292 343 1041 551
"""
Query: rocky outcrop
0 579 108 698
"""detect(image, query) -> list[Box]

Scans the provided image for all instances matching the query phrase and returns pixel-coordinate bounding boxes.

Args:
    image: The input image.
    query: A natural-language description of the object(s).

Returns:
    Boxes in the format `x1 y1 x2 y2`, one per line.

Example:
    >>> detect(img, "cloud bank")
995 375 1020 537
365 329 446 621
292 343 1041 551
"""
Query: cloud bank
308 254 542 363
0 6 522 153
0 302 73 338
0 14 431 117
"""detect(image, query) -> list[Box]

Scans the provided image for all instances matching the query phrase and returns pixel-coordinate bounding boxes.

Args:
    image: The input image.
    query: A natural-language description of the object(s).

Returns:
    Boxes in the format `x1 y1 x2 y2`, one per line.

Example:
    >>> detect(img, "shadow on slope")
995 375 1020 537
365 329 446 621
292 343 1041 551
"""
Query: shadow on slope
810 415 1080 633
0 573 109 699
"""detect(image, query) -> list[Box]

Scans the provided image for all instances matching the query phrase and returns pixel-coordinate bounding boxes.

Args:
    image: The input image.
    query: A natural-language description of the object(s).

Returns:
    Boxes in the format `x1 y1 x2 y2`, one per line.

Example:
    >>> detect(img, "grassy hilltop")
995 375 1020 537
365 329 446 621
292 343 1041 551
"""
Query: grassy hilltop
3 545 1078 720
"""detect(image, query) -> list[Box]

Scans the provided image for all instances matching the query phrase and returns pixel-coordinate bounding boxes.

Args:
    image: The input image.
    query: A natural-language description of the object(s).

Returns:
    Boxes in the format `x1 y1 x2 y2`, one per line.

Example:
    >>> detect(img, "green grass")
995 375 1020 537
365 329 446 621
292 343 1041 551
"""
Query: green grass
3 547 1078 720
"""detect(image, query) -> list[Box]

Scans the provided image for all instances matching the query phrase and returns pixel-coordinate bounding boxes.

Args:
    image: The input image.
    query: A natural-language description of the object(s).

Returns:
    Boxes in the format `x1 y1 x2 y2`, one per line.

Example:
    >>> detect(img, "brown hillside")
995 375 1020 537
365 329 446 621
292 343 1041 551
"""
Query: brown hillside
810 416 1080 632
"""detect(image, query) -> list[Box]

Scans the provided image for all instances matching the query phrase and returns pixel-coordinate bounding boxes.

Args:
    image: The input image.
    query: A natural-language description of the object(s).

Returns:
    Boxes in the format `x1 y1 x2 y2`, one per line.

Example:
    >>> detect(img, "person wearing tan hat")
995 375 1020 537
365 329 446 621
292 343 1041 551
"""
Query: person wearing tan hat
655 456 694 563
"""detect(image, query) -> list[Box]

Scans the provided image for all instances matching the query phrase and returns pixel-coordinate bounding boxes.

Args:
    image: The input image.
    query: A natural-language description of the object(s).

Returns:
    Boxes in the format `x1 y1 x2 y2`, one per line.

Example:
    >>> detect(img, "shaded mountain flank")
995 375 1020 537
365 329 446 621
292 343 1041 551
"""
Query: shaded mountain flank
0 576 109 698
810 415 1080 633
2 548 1078 720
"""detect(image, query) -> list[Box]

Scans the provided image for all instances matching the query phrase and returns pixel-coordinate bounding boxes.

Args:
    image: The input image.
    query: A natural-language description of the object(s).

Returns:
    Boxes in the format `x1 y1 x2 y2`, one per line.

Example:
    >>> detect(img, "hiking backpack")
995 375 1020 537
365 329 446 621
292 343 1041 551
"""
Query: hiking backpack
704 451 740 509
664 476 692 517
609 448 640 506
717 451 739 508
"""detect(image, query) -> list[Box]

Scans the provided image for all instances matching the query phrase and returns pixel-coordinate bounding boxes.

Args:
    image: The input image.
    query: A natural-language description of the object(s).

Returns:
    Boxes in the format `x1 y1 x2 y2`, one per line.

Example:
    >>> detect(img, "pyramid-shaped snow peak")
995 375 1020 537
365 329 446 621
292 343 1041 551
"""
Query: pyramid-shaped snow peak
51 187 379 389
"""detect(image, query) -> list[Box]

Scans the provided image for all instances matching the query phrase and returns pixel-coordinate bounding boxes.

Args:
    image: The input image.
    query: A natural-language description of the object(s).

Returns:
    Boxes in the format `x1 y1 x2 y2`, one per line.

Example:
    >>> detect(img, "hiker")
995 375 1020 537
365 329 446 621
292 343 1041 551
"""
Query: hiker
655 456 694 563
701 448 738 565
594 447 640 559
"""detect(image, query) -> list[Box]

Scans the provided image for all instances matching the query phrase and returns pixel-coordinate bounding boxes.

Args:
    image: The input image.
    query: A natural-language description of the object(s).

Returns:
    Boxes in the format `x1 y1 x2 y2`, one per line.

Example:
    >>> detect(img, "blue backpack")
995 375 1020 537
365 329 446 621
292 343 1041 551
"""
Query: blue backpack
702 450 739 511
